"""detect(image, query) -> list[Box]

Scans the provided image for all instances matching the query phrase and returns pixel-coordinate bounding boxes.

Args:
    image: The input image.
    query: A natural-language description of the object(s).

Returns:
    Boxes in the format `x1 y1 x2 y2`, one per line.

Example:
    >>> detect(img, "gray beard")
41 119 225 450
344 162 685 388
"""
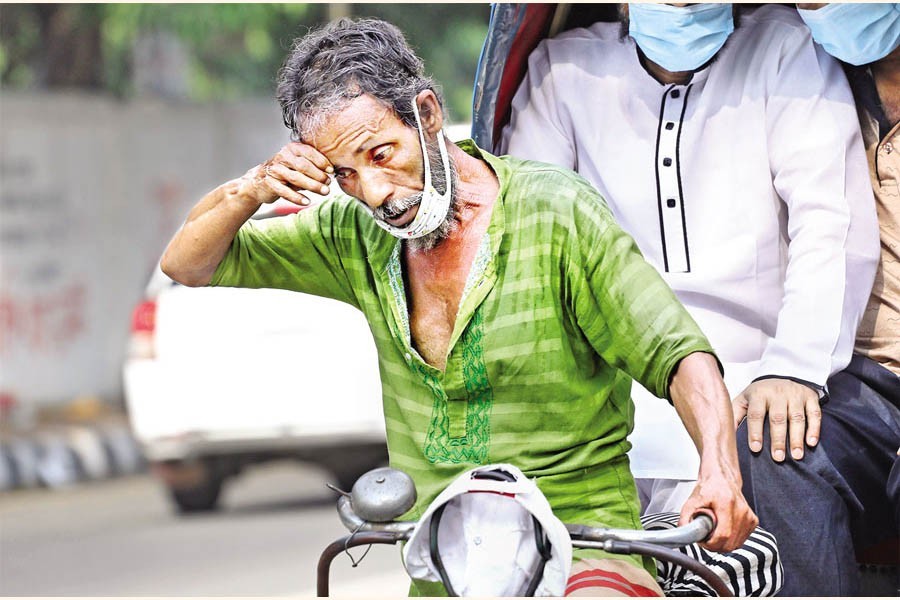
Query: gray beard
372 137 459 252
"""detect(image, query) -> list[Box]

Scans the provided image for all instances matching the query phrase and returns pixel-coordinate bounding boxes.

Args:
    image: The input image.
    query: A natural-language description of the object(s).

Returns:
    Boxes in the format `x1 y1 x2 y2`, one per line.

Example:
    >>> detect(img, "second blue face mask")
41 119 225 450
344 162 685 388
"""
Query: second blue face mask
628 3 735 73
798 3 900 66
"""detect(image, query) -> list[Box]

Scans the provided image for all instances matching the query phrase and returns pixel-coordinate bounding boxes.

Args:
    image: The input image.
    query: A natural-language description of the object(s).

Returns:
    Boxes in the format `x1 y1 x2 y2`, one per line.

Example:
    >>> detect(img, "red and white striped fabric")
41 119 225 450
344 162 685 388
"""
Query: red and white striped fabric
566 566 662 596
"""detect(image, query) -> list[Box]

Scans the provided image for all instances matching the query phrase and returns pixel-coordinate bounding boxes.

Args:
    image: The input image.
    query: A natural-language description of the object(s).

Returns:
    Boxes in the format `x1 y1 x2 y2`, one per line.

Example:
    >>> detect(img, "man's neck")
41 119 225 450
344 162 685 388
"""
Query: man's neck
443 142 500 227
872 47 900 127
638 51 694 86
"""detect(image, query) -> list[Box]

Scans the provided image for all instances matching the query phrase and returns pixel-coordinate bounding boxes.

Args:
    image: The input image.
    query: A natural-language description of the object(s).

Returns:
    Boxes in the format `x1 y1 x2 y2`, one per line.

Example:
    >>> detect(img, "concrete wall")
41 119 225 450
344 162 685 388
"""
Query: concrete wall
0 92 292 413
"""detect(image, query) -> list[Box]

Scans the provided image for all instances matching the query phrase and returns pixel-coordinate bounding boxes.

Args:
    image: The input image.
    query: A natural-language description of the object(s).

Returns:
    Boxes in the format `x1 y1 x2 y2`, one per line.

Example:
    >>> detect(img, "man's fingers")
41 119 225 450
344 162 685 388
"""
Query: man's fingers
681 480 758 553
266 177 313 206
287 141 333 174
696 501 734 551
719 511 758 552
704 504 758 552
731 393 748 430
695 507 754 552
260 142 334 201
705 524 734 552
767 400 788 462
281 154 332 187
743 393 767 454
788 393 807 460
737 379 823 462
267 162 330 196
805 394 822 447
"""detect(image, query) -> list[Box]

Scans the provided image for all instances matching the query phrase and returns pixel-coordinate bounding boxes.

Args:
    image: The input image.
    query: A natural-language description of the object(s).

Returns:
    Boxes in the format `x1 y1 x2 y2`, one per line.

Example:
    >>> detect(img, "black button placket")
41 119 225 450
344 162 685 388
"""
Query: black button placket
655 85 692 273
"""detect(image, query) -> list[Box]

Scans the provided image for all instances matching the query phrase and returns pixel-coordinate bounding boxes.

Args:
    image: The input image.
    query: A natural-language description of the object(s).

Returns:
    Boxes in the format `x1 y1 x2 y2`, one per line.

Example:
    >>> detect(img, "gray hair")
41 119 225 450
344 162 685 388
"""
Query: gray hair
276 18 444 141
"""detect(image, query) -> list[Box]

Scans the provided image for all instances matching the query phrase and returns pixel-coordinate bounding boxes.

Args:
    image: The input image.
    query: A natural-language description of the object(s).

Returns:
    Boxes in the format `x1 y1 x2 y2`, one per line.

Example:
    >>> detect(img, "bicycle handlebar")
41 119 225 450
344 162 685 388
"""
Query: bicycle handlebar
335 495 714 547
567 514 714 548
322 496 729 597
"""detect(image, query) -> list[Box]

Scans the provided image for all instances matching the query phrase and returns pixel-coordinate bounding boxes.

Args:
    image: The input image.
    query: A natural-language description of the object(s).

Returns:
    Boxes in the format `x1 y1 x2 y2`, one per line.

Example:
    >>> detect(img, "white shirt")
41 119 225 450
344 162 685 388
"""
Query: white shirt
500 5 879 479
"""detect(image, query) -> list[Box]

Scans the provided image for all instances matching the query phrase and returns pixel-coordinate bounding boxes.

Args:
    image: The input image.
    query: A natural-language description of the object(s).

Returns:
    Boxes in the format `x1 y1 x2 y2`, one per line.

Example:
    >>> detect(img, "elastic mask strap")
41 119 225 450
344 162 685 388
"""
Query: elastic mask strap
429 503 458 597
412 98 451 201
471 468 517 483
523 518 553 597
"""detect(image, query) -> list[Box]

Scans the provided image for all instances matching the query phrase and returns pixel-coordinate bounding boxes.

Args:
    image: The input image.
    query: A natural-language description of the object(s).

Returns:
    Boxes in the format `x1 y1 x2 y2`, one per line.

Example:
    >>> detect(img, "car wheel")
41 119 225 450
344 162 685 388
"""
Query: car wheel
153 460 225 513
169 475 224 513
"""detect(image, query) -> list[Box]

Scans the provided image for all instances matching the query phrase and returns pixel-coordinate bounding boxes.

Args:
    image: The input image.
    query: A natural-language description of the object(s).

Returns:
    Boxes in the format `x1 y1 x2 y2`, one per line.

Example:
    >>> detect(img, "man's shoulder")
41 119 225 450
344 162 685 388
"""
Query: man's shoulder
498 155 610 219
534 20 623 63
267 193 384 255
731 4 811 50
550 20 620 46
741 3 804 28
706 5 817 82
502 154 594 192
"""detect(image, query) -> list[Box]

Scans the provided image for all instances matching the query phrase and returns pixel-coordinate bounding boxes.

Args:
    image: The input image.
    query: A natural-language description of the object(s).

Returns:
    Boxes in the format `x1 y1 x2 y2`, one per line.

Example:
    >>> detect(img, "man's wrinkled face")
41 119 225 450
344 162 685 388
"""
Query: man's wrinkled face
310 95 423 216
309 94 457 249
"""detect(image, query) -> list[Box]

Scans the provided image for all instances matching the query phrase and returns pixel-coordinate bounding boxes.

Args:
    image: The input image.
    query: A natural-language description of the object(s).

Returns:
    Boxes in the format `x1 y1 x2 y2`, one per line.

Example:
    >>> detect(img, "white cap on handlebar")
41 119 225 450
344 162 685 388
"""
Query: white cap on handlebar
403 464 572 597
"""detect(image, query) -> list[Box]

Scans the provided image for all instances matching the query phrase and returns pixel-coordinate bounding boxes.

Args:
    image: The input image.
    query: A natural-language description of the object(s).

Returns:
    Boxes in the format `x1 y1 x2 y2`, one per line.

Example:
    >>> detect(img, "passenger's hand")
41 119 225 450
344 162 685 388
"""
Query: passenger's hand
732 379 821 462
680 461 758 552
240 142 334 207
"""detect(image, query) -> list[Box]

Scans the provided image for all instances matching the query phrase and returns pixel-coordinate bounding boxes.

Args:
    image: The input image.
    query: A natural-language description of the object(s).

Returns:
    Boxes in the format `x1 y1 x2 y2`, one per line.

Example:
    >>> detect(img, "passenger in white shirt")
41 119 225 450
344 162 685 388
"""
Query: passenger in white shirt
501 3 881 595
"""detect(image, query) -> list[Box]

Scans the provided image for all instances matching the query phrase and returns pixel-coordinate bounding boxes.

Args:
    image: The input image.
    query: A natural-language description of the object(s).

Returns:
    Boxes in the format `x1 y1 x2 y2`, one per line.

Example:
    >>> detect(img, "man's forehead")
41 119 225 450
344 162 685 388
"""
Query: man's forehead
309 94 401 154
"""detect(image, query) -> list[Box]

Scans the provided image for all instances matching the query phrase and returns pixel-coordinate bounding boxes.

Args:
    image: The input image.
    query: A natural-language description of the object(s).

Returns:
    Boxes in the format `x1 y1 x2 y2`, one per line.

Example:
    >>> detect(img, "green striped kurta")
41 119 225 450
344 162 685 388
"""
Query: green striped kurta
211 141 714 540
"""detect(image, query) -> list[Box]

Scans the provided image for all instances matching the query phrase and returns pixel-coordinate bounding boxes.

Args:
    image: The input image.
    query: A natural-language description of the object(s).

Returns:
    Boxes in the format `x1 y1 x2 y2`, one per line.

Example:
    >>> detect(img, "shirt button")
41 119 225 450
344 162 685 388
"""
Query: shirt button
665 122 675 130
884 142 893 154
663 158 672 167
671 89 680 99
667 199 677 208
404 352 412 362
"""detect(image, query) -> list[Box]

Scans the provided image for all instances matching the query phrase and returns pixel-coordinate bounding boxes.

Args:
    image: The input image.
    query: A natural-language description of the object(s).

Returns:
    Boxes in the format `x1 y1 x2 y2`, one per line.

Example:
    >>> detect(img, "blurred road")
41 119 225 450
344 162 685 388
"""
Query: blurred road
0 461 410 596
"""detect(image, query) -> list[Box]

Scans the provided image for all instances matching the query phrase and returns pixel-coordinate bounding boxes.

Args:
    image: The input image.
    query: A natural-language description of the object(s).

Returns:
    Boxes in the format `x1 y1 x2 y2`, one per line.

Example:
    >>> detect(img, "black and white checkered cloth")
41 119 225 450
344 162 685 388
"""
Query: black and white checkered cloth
641 512 783 596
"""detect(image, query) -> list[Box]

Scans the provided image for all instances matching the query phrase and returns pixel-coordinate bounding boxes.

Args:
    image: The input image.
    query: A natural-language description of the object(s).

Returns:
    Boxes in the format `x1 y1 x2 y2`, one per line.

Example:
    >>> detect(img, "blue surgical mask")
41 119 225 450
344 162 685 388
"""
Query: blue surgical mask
628 3 734 73
798 3 900 66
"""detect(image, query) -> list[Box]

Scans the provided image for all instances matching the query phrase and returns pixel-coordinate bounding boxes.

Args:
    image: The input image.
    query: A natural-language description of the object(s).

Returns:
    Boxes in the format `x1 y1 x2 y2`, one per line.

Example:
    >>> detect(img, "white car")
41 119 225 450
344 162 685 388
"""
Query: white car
123 201 387 513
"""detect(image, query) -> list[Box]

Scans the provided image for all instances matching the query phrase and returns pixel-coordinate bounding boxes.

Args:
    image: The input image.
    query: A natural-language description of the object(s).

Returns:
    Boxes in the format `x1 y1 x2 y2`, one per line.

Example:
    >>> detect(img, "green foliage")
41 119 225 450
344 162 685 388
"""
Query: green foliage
0 4 42 89
0 3 490 121
99 3 325 101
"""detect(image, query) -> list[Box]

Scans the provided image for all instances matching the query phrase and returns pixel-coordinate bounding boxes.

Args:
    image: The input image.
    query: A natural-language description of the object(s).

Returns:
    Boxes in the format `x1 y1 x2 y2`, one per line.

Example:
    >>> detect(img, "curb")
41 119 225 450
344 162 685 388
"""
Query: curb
0 418 146 492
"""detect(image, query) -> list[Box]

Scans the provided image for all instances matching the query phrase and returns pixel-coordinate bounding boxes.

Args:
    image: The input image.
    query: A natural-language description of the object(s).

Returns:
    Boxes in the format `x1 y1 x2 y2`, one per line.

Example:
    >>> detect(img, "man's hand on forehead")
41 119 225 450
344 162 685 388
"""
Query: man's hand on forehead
258 141 334 206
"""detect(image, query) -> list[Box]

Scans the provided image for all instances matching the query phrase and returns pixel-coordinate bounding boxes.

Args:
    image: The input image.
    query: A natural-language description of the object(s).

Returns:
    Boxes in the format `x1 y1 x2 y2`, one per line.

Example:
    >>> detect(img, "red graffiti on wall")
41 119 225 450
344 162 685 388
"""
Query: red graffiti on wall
0 283 86 355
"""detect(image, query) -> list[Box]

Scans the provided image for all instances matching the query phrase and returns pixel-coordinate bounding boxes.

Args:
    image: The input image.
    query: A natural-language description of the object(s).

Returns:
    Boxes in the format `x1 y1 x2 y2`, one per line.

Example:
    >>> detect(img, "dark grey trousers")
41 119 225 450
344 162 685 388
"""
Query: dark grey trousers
737 354 900 596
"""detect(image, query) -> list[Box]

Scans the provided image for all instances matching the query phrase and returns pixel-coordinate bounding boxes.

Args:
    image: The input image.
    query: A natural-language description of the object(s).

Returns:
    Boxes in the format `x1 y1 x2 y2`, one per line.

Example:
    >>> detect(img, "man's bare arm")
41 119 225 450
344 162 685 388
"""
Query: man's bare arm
161 142 334 287
669 352 759 551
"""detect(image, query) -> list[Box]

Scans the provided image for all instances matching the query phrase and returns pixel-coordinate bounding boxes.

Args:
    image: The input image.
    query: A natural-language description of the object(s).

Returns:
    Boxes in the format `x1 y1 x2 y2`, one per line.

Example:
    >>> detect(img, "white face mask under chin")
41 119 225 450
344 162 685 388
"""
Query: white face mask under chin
367 100 453 240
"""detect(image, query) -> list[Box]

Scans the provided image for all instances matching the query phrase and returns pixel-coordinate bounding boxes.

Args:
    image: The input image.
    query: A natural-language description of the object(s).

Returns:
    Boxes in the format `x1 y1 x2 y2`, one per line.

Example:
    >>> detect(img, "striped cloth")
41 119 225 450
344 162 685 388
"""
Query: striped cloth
641 512 783 596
